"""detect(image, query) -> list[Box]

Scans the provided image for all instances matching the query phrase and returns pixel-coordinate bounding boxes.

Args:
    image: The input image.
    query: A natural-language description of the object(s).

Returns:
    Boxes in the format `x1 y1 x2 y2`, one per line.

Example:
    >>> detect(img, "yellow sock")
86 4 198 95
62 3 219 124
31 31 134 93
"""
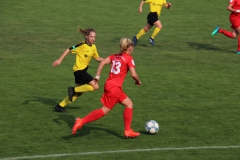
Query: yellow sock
136 29 146 39
151 28 161 39
59 94 79 107
75 84 94 93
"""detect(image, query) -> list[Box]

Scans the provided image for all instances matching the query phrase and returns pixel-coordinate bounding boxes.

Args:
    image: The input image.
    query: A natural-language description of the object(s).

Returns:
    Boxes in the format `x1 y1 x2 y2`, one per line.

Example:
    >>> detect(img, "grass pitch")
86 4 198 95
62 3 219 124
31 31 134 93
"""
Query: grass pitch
0 0 240 159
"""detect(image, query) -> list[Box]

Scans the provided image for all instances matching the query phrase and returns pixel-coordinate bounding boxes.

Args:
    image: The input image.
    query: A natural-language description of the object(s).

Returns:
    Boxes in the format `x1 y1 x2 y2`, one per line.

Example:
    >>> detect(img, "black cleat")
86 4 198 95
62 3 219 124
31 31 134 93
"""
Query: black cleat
68 87 75 102
149 37 154 45
55 104 65 112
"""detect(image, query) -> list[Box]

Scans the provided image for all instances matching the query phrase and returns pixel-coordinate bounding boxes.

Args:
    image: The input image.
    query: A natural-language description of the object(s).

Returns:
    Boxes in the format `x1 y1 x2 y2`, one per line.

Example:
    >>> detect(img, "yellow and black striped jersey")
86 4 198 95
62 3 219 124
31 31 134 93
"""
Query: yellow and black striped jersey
69 41 100 71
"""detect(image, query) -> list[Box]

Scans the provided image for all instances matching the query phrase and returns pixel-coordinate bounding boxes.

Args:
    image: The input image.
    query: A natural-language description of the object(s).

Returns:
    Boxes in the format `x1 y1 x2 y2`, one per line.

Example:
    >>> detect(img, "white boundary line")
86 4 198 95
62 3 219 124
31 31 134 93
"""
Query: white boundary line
1 145 240 160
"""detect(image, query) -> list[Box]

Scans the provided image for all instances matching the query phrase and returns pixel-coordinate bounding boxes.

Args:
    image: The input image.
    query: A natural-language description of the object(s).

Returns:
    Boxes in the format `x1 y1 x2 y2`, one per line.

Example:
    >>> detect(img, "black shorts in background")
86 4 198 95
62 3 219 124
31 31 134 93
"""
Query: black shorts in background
74 66 93 85
147 12 158 26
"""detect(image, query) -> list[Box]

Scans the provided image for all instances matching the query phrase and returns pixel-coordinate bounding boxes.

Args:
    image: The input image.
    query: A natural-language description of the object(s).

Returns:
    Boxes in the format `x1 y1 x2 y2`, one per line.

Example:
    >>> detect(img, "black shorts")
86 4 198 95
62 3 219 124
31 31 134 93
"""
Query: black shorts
147 12 158 26
73 66 93 85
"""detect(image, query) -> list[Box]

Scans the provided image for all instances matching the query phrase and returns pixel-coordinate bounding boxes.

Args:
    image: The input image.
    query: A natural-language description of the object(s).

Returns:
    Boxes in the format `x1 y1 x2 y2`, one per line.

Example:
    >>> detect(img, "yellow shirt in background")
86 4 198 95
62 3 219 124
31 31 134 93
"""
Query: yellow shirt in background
144 0 168 17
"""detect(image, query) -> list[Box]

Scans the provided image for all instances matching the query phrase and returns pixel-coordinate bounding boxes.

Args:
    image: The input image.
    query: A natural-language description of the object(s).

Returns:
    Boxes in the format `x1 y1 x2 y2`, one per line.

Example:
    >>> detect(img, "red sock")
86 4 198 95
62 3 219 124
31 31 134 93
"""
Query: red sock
238 36 240 51
218 28 234 38
123 107 132 131
82 108 104 125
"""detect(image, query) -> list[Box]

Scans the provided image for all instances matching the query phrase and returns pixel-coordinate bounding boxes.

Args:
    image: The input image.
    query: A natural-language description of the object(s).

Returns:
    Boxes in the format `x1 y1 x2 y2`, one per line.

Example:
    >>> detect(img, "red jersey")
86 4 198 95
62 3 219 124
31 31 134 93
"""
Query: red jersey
230 0 240 16
105 52 135 87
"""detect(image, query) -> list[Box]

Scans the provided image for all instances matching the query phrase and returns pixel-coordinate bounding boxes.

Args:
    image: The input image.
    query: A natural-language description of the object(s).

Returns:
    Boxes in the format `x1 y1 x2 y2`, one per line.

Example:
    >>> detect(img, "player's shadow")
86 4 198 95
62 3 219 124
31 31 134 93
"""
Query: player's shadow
53 114 124 139
21 97 80 111
187 42 233 53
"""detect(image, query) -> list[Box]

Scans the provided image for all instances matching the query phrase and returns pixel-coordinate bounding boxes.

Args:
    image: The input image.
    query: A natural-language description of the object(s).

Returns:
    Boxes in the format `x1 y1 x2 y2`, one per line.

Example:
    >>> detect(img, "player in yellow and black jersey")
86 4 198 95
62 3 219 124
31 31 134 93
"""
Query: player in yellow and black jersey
133 0 172 46
52 27 104 112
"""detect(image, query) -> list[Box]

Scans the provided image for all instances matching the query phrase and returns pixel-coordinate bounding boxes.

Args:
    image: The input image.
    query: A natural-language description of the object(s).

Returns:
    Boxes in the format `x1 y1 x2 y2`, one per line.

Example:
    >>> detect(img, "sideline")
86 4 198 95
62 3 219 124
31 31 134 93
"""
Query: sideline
1 145 240 160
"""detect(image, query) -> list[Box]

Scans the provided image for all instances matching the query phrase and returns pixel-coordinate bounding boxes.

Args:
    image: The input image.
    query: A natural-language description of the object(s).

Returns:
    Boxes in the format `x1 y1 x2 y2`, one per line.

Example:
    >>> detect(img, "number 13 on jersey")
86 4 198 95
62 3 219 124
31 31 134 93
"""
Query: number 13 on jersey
111 60 121 74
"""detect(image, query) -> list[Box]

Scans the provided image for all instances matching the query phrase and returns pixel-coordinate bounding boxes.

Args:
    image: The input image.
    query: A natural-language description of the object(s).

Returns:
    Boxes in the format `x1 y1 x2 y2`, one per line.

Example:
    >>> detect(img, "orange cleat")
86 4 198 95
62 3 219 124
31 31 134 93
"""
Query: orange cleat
72 118 83 135
124 129 140 138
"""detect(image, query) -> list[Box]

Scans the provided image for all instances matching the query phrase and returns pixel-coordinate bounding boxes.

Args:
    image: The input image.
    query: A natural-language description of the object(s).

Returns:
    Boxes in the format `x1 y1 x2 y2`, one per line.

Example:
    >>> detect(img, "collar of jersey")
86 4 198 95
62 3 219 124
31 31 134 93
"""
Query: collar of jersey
85 41 92 46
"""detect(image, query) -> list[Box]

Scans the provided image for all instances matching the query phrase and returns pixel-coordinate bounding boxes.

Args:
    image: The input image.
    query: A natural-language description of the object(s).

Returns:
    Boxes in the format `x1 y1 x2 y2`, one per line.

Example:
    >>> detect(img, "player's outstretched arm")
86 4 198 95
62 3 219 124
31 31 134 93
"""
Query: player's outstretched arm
129 67 141 86
52 48 70 67
139 0 145 13
165 2 172 9
94 57 105 62
95 57 111 81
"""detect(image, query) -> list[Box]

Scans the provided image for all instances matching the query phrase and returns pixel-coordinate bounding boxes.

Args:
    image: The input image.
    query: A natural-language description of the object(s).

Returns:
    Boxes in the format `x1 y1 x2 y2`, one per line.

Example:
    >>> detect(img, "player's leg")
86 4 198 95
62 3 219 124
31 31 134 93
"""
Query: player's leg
235 27 240 54
68 71 98 102
133 12 155 46
149 20 162 45
133 23 152 46
120 96 140 138
72 92 116 135
214 27 238 38
72 106 109 135
54 72 84 112
55 84 83 112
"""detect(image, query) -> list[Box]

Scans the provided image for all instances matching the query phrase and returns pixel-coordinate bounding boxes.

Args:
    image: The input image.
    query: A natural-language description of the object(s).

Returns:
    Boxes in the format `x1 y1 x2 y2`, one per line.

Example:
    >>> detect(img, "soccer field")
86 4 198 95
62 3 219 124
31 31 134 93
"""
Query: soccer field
0 0 240 159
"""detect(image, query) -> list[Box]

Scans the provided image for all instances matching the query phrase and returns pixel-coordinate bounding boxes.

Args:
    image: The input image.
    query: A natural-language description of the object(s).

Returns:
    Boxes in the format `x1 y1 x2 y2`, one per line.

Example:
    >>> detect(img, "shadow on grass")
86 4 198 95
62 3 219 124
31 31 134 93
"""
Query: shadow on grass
21 97 59 106
53 114 124 139
62 125 124 140
21 97 81 111
187 42 234 53
139 130 155 135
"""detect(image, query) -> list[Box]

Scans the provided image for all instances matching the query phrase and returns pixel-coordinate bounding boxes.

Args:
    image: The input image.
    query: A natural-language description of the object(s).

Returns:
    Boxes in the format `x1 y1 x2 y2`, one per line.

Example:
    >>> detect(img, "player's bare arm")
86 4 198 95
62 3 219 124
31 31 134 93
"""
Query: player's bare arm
139 1 145 13
165 2 172 9
227 4 239 13
95 57 111 80
52 48 70 67
94 57 105 62
129 67 141 86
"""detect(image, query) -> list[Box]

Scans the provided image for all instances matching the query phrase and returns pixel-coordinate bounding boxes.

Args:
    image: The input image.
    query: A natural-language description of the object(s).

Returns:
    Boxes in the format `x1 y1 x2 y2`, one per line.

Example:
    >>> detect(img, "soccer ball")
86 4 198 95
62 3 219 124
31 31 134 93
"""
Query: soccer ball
145 120 159 134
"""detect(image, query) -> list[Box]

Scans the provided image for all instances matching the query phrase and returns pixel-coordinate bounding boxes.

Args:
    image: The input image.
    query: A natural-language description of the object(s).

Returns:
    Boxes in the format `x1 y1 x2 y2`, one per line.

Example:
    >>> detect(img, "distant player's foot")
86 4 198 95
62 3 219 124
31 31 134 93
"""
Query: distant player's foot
124 129 140 138
149 37 154 45
68 87 75 102
133 36 138 46
211 26 220 36
54 104 65 112
72 118 83 135
237 51 240 54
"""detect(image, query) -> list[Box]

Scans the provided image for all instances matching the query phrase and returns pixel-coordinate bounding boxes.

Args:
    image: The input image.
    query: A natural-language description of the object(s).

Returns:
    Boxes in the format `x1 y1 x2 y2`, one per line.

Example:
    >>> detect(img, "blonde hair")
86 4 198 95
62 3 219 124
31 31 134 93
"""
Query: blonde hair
119 38 134 52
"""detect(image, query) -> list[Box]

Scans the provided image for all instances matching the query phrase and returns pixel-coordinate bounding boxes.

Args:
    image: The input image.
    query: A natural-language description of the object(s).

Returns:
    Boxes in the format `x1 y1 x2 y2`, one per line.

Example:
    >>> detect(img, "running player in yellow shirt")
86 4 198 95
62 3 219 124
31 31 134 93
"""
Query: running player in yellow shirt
133 0 172 46
52 27 104 112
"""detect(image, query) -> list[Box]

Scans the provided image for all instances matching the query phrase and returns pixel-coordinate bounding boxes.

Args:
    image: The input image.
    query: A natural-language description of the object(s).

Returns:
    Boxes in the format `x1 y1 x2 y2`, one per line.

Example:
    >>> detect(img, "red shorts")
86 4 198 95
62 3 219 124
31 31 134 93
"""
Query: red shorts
230 14 240 29
100 83 127 109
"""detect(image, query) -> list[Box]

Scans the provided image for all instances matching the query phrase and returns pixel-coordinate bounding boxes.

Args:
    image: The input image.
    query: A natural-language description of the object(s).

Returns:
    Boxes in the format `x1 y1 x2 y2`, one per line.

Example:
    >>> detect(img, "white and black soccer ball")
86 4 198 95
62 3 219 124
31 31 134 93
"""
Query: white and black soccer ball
145 120 159 134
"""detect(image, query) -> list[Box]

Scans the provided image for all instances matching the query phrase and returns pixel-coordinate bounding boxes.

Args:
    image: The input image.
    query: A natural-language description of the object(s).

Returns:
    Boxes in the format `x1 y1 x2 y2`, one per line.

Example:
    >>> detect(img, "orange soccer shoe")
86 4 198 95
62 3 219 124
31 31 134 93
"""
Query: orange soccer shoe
72 118 83 135
124 129 140 138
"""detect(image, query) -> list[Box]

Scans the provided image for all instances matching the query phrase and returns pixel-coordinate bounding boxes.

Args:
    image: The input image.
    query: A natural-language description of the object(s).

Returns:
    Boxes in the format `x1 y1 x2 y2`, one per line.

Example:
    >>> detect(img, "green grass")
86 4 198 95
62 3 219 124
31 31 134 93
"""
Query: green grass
1 0 240 159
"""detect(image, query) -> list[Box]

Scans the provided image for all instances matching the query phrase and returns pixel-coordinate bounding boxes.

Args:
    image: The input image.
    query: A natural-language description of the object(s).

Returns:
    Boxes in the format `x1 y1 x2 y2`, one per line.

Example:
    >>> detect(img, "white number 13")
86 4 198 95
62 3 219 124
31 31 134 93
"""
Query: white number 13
111 60 121 74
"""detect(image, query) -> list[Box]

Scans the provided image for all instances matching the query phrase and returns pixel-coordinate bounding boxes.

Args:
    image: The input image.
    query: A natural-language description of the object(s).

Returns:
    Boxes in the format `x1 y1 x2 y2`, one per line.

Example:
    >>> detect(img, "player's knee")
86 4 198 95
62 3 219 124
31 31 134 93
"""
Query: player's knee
102 107 110 115
126 103 133 109
143 27 149 32
92 84 99 90
232 34 237 38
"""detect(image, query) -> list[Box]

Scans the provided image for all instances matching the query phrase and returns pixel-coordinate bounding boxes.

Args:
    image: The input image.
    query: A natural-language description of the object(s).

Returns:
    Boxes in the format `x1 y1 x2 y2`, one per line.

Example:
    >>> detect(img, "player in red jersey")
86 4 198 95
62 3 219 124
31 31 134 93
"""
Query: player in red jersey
211 0 240 54
72 38 142 138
